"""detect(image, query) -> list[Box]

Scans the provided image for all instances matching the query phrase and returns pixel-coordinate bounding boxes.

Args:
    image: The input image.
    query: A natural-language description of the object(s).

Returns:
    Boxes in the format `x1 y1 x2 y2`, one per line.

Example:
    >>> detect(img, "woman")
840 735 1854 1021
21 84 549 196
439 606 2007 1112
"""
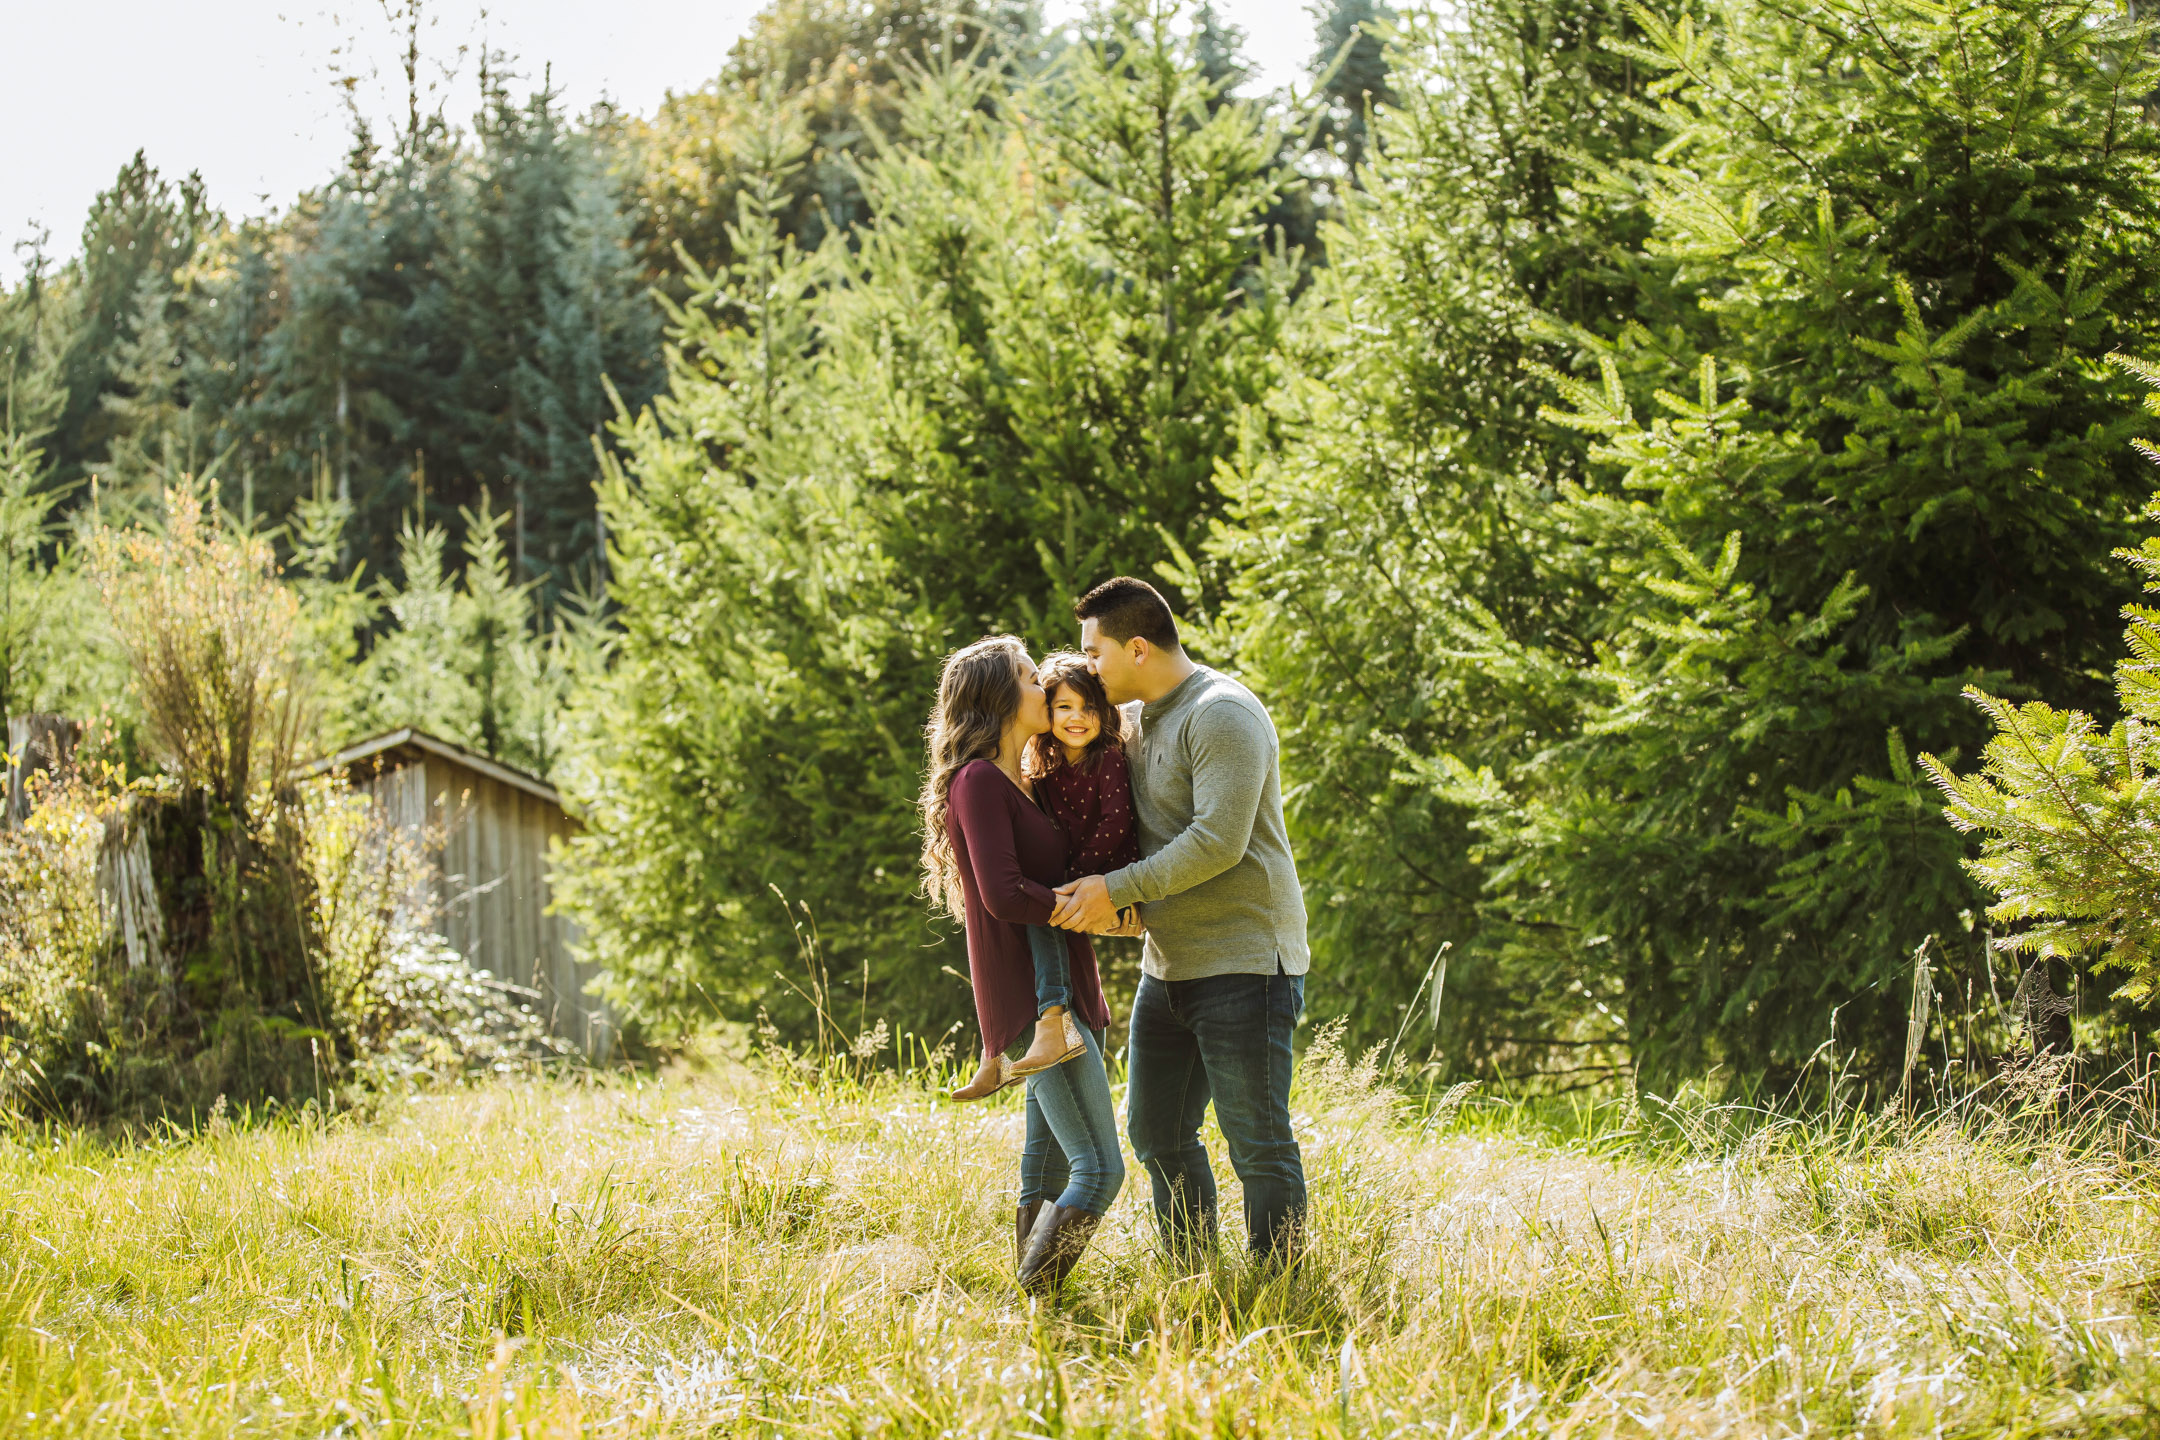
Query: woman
920 635 1127 1294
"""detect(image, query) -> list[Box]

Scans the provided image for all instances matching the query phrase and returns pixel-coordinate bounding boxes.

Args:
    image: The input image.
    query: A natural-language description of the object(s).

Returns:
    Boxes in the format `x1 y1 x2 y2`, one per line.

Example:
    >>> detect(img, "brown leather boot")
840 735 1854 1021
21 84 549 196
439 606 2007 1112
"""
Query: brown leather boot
1015 1200 1043 1270
1017 1203 1102 1295
947 1052 1018 1101
1010 1007 1086 1077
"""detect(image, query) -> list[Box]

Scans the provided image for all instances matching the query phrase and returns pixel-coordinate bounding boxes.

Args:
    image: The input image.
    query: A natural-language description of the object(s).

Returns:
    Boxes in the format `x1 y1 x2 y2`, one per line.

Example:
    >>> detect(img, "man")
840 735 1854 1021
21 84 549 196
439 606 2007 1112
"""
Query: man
1049 576 1310 1262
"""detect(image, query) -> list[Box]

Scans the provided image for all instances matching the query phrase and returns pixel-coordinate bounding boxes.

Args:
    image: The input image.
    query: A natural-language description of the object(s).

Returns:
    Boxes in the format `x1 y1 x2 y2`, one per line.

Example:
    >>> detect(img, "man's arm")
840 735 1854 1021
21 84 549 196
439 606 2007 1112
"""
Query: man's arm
1050 707 1268 929
1095 702 1268 916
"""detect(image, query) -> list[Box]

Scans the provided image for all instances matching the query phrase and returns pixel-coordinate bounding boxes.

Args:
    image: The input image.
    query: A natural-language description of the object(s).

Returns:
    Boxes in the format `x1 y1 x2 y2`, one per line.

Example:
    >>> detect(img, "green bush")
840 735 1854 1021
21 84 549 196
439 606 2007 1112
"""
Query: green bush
1923 357 2160 1003
1220 0 2160 1089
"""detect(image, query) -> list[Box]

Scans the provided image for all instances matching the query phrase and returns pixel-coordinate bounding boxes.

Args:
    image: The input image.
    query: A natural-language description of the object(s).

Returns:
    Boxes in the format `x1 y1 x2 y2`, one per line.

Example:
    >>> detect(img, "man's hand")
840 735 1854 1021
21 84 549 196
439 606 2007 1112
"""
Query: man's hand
1051 874 1120 932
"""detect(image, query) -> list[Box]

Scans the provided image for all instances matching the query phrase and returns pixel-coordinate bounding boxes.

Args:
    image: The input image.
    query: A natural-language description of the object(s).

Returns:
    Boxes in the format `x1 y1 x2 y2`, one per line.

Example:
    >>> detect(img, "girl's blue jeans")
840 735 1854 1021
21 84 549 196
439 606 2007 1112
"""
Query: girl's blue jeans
1019 1023 1125 1216
1026 923 1072 1014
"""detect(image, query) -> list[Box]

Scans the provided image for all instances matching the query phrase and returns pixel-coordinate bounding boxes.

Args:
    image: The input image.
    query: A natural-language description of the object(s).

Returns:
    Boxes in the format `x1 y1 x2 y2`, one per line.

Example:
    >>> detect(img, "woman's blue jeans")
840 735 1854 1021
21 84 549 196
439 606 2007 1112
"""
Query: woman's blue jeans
1019 1024 1125 1216
1026 923 1072 1014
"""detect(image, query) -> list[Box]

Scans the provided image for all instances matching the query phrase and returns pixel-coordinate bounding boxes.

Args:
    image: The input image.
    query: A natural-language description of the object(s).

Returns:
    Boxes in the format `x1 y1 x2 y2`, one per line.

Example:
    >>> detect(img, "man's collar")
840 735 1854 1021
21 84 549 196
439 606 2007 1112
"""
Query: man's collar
1143 664 1205 715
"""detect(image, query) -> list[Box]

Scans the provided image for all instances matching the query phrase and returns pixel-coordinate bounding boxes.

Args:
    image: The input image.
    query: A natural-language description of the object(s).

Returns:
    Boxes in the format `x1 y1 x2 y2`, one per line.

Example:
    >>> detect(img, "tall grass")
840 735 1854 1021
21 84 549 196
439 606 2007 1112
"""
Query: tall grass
87 483 307 815
3 1029 2156 1436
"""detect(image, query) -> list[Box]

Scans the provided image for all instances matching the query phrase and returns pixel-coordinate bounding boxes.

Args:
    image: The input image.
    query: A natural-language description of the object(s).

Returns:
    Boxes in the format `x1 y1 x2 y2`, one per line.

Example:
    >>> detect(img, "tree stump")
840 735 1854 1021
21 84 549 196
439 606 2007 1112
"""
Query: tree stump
6 713 81 828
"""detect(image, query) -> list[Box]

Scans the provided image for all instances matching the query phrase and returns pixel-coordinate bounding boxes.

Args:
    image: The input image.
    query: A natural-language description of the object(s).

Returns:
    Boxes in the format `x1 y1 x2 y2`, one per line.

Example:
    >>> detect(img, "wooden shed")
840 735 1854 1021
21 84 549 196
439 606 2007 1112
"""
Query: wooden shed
307 728 614 1060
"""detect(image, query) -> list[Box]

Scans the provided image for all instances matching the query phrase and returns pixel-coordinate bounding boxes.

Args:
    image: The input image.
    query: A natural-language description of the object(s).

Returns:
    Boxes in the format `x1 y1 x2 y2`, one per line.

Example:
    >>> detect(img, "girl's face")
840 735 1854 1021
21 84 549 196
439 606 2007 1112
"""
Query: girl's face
1049 682 1102 754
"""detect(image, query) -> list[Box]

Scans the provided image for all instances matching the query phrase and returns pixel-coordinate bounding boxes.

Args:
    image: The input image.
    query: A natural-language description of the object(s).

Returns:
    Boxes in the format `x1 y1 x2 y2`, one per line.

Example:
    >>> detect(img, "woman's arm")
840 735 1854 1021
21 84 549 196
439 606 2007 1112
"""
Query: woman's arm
949 766 1056 924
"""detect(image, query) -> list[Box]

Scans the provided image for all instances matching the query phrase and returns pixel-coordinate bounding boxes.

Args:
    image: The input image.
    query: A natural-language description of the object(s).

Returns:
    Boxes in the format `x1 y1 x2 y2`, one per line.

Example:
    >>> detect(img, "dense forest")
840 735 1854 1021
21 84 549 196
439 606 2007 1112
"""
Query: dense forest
7 0 2159 1103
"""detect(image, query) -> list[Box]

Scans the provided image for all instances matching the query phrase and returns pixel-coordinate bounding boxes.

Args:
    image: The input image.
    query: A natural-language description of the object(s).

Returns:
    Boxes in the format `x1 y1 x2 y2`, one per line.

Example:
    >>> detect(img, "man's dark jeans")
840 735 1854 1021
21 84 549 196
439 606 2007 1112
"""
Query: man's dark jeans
1125 962 1306 1261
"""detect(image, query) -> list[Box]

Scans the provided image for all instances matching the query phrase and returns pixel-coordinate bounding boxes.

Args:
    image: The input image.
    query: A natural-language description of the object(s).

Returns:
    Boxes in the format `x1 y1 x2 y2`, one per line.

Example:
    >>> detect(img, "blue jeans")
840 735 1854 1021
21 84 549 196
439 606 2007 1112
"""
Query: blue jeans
1125 963 1306 1260
1019 1025 1125 1215
1026 924 1071 1014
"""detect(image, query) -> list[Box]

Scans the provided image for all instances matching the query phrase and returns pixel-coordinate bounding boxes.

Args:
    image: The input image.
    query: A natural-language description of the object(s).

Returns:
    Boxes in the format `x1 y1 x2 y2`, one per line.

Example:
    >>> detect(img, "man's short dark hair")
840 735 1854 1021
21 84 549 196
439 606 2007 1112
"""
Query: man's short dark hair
1075 576 1181 651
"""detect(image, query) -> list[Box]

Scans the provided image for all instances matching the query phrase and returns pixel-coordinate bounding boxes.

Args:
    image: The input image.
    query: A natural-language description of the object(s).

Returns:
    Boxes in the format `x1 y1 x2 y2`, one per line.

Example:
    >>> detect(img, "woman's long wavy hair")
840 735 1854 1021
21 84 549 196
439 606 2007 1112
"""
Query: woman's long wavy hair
1027 651 1122 776
920 635 1029 918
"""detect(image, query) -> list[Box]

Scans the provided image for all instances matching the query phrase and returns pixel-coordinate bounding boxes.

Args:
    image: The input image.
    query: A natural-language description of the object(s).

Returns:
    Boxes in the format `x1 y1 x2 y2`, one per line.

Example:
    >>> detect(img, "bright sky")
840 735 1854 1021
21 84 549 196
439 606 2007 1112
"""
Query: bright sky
2 0 1322 286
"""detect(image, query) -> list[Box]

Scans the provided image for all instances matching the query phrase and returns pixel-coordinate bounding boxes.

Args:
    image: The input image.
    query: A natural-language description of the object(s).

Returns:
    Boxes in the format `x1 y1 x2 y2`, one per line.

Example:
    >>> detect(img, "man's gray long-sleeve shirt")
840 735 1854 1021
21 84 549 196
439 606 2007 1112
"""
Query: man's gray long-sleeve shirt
1104 666 1310 981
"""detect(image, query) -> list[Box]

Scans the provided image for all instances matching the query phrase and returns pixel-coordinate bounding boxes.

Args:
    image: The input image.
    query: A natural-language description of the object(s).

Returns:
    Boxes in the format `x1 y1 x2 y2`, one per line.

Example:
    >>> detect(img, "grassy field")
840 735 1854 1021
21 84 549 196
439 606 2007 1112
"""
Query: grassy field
2 1034 2156 1437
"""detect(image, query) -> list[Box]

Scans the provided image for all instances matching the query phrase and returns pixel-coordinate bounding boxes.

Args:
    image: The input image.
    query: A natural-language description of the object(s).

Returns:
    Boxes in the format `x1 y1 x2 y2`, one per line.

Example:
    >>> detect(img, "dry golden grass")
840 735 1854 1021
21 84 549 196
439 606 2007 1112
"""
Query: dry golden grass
2 1036 2156 1436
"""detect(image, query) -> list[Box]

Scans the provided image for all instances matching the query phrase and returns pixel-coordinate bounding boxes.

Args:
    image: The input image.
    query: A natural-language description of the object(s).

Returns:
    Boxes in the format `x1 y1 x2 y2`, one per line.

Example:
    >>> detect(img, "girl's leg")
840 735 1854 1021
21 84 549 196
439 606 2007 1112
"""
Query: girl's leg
1025 923 1073 1015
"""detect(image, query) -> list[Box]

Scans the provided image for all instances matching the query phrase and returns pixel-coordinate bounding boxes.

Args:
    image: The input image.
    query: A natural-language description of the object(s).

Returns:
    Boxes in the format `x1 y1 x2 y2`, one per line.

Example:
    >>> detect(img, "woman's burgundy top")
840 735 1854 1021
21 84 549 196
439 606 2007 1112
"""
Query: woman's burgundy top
1037 745 1141 881
946 759 1110 1055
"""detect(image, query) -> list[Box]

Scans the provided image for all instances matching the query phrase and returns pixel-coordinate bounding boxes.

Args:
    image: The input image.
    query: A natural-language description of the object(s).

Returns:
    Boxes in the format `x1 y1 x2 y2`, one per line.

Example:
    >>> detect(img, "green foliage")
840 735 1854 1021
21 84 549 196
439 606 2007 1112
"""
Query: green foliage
0 431 111 724
1214 0 1658 1073
561 3 1293 1040
1309 0 1397 178
43 153 214 494
1221 0 2160 1089
319 493 594 776
620 0 1044 297
1923 359 2160 1000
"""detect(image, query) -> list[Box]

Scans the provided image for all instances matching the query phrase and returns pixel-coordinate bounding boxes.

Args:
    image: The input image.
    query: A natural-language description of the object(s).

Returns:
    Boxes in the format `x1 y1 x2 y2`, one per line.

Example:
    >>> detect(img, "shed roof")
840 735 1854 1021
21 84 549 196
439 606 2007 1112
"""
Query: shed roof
301 727 565 808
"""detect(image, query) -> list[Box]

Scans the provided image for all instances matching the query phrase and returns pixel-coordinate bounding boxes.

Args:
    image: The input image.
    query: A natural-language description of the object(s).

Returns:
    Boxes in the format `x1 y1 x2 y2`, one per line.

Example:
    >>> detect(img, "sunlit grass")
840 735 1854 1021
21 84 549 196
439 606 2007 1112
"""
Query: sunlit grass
2 1035 2156 1436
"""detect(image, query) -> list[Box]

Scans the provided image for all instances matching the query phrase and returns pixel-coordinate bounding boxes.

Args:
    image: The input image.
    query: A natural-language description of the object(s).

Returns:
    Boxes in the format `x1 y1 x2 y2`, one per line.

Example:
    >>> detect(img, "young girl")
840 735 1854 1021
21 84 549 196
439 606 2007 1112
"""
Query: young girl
1006 652 1140 1076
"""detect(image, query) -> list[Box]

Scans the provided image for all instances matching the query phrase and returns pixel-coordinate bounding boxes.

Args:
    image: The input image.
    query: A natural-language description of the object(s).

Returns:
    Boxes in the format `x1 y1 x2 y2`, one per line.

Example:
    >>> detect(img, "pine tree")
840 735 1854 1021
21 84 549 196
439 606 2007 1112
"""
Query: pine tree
0 240 72 448
96 266 207 519
560 1 1293 1040
1214 0 1659 1068
511 133 660 602
1923 356 2160 1008
622 0 1044 298
1400 0 2160 1089
286 464 379 744
0 430 86 724
1310 0 1397 178
45 153 214 491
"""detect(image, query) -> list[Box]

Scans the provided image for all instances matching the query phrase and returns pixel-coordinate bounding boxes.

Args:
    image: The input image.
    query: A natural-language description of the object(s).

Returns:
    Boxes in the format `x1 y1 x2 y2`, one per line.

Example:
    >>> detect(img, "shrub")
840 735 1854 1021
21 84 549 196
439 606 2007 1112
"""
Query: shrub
1923 358 2160 1004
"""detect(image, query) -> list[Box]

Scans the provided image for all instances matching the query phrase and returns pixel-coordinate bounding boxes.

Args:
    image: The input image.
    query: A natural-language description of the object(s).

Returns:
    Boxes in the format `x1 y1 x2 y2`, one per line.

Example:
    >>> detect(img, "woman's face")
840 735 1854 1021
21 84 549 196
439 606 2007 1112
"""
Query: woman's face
1010 652 1050 737
1049 682 1101 752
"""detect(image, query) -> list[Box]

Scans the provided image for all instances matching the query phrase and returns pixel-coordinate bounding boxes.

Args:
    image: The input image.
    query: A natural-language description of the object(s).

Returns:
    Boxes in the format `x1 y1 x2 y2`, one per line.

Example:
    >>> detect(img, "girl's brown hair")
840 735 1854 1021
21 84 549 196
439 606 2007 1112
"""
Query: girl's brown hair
1028 651 1123 776
919 635 1030 917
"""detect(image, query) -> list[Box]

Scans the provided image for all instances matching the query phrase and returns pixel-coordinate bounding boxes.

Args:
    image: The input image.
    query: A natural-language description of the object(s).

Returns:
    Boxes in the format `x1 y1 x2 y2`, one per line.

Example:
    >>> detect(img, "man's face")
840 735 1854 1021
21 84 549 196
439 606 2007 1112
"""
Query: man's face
1081 617 1142 704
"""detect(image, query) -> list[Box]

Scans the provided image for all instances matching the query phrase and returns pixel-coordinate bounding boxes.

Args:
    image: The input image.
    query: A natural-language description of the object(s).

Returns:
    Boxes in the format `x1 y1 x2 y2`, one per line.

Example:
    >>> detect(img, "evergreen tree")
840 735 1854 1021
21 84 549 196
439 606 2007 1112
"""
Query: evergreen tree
96 266 208 519
0 431 95 724
1924 360 2160 1004
0 240 72 447
1309 0 1396 178
45 153 214 491
286 466 379 741
1192 3 1250 96
1215 0 1659 1071
560 2 1293 1039
241 102 492 588
350 493 561 775
1232 0 2160 1090
511 133 661 601
449 83 575 580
